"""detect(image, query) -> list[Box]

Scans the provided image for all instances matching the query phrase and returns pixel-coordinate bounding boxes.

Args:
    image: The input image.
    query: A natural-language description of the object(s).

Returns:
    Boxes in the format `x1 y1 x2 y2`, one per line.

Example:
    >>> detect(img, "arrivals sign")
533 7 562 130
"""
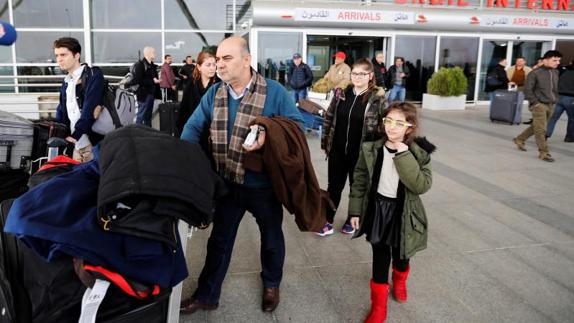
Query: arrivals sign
294 8 415 25
394 0 574 11
481 15 574 30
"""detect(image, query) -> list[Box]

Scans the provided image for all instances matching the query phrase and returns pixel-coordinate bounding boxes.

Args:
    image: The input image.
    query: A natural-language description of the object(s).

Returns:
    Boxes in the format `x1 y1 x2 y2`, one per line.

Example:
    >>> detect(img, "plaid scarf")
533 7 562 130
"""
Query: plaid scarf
211 71 267 184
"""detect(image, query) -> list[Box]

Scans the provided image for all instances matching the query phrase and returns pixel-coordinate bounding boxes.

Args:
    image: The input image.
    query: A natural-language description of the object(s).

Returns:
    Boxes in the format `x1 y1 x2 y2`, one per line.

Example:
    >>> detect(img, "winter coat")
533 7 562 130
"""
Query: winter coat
243 116 328 232
98 125 225 247
160 63 176 88
131 58 158 101
506 65 532 87
178 63 195 85
485 64 509 92
558 66 574 97
321 86 386 157
385 65 410 90
288 63 313 90
325 63 351 89
177 76 218 133
348 137 435 259
55 65 105 144
524 66 560 105
372 58 387 88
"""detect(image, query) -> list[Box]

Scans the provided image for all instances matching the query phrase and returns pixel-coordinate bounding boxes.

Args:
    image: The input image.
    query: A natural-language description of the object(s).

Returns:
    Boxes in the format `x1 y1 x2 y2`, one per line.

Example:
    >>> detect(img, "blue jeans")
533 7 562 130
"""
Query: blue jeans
547 95 574 139
388 85 406 103
293 88 308 104
136 94 154 126
193 184 285 304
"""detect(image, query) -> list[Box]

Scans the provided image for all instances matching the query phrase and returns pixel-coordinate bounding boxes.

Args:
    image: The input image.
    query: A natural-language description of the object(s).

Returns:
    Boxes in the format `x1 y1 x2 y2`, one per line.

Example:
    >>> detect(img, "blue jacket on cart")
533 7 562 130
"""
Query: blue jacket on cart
4 160 188 288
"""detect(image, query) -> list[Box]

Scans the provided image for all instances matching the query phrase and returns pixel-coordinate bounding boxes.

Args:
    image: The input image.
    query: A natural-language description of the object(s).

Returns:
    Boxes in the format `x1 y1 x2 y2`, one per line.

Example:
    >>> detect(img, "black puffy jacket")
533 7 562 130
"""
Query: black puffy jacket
288 63 313 90
98 125 226 246
485 64 509 92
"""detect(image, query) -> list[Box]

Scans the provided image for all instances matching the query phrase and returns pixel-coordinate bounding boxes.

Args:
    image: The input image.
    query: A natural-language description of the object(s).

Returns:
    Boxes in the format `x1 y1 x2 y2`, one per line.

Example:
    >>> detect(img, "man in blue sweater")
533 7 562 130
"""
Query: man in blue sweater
180 36 302 314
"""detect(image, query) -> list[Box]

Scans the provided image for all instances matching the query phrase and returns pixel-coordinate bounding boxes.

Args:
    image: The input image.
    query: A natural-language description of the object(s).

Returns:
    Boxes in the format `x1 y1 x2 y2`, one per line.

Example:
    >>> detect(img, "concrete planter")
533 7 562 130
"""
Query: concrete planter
422 93 467 110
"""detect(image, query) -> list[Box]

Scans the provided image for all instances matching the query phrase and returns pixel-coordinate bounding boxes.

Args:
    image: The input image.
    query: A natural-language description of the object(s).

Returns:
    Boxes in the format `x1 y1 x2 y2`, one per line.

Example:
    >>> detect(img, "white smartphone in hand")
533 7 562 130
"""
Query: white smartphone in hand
244 126 259 147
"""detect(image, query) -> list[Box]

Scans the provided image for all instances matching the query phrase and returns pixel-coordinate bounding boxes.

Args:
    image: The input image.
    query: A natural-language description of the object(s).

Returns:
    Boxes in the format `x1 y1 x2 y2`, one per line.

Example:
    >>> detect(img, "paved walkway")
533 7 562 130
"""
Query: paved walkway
180 107 574 323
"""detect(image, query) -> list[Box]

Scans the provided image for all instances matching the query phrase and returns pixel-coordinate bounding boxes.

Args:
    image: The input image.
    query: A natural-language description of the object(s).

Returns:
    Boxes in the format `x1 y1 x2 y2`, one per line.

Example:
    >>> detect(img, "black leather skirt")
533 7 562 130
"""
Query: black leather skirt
366 193 401 247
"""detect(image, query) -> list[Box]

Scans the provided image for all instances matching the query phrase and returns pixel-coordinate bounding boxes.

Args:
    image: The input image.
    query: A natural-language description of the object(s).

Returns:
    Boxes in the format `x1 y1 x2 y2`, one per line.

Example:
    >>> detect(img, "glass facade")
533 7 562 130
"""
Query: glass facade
306 35 387 83
257 32 303 87
91 0 161 29
439 37 479 100
165 32 224 62
17 32 85 64
92 32 162 64
13 0 83 28
478 40 547 100
395 35 436 101
556 40 574 66
479 40 507 100
0 0 249 93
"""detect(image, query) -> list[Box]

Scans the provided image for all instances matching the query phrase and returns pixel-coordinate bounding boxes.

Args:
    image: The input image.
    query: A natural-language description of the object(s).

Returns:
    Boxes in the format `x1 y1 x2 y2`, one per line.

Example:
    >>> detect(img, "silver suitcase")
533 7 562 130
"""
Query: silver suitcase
0 111 33 170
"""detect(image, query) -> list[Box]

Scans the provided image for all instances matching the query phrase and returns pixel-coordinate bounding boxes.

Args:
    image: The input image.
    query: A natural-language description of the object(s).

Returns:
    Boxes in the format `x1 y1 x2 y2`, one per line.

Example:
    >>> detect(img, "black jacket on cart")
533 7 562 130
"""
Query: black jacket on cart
98 125 225 246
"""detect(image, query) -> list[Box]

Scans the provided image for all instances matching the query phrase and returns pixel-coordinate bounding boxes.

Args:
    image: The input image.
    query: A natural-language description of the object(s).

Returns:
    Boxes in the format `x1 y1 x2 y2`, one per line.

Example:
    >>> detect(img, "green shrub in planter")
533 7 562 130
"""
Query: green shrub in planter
427 67 468 97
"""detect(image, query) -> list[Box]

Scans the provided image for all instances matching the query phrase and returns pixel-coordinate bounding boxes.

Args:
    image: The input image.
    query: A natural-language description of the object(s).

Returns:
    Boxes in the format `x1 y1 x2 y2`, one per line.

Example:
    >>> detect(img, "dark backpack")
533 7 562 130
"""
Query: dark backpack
118 61 140 92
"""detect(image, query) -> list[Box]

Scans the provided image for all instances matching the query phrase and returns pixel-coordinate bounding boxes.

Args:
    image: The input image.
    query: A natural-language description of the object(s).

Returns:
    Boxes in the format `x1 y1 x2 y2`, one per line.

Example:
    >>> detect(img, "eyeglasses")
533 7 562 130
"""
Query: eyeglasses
382 117 413 128
351 72 370 78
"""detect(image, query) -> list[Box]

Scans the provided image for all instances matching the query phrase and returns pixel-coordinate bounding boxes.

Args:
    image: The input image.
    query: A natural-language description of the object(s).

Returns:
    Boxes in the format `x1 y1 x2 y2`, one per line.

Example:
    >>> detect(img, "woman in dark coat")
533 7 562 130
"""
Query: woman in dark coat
177 51 218 134
485 57 510 99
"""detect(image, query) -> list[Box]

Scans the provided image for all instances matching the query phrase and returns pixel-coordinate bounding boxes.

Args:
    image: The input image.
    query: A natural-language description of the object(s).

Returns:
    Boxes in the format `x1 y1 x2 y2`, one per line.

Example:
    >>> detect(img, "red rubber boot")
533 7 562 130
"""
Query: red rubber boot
392 265 410 303
365 280 389 323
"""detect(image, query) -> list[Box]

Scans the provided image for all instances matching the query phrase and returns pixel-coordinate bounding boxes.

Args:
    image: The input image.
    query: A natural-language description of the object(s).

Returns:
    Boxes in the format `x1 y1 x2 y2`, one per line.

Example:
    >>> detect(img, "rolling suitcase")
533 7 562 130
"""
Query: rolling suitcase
0 139 29 204
490 90 524 125
158 102 180 137
0 111 34 170
31 121 69 172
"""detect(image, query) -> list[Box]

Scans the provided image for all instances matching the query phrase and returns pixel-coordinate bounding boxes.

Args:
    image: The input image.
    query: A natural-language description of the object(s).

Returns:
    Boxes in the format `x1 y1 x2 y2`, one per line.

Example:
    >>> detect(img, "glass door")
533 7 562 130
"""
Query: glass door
511 41 544 68
257 31 303 88
395 35 437 101
306 35 388 83
439 37 479 101
478 39 550 100
556 40 574 66
478 40 508 100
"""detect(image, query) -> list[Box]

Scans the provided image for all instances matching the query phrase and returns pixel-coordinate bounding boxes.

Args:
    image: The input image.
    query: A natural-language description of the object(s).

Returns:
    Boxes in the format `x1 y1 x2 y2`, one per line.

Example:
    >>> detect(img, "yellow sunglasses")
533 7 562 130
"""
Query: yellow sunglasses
382 117 413 128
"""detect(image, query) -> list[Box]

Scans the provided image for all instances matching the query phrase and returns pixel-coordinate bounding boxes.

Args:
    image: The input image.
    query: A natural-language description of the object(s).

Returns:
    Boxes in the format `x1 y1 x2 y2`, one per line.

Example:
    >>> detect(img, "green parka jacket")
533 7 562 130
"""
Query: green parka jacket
348 136 435 259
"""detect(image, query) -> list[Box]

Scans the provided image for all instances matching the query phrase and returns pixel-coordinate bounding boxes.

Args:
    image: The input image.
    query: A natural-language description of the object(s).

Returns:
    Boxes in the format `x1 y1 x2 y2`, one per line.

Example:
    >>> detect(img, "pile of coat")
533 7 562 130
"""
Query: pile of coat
3 125 224 320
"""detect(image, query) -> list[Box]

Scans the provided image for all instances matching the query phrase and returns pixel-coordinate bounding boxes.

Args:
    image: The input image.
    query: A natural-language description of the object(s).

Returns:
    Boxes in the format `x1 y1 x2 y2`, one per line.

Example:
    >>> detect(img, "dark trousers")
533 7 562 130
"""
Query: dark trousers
136 94 154 126
372 244 409 284
193 185 285 304
327 149 357 224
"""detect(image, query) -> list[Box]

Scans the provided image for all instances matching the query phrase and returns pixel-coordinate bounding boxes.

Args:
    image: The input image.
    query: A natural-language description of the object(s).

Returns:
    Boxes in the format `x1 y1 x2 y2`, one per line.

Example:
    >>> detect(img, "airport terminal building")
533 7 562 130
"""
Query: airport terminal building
248 0 574 103
0 0 573 110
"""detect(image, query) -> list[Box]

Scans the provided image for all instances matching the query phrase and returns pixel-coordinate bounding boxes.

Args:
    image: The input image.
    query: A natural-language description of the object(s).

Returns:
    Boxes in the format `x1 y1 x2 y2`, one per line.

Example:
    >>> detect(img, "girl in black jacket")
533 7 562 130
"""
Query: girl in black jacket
319 58 386 236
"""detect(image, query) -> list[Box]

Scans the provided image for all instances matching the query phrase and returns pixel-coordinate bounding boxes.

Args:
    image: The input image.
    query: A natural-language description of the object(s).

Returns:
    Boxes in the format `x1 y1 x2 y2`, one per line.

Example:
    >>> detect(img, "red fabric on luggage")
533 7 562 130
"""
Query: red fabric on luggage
37 156 79 172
